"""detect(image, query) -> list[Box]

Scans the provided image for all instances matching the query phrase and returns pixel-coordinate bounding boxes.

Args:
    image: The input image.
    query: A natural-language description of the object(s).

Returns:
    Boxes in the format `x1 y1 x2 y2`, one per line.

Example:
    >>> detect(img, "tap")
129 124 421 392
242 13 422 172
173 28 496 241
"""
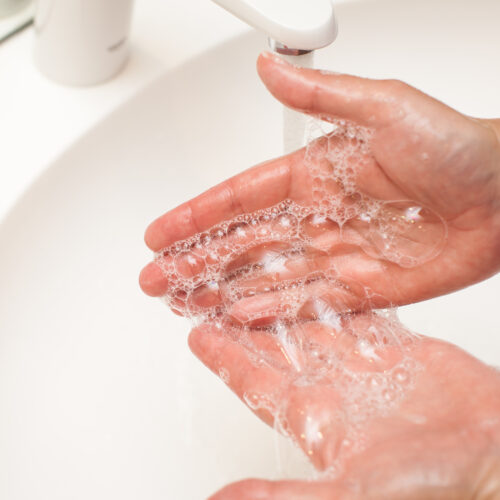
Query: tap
211 0 338 153
211 0 337 56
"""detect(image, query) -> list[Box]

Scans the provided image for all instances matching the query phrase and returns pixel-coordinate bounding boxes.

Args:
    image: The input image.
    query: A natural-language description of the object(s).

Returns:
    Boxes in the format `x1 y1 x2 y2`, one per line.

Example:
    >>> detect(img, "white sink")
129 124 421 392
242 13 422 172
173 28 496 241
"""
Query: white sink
1 0 499 498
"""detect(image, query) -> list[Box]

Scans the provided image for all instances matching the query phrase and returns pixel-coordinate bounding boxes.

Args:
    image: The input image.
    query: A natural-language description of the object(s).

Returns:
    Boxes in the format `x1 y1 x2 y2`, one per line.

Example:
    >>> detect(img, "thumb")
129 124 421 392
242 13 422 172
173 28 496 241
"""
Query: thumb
257 51 409 128
208 478 342 500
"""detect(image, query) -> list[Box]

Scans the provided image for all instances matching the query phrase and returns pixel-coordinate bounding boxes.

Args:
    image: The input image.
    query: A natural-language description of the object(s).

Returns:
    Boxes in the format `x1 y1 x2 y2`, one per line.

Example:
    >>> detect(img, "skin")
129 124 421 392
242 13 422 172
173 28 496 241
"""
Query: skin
139 52 500 497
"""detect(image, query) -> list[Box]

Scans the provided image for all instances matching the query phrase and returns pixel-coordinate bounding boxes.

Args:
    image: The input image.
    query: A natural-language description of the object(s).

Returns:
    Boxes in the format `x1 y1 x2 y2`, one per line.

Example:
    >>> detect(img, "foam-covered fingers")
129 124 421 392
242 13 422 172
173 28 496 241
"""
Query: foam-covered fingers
144 152 304 252
188 324 287 426
229 278 371 326
140 243 328 299
140 223 272 298
139 242 301 303
208 478 343 500
257 51 409 128
139 254 213 300
139 218 330 300
139 266 222 314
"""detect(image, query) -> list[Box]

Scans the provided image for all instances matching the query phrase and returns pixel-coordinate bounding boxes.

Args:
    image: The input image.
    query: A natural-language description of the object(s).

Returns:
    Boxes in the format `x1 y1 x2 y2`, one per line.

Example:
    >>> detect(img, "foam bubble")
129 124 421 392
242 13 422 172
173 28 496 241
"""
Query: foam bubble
218 367 230 384
154 118 447 475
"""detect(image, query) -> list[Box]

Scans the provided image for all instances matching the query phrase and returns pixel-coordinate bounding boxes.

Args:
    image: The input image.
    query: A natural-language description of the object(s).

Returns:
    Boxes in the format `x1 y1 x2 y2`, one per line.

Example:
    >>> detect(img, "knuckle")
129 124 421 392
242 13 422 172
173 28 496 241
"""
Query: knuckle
382 78 411 96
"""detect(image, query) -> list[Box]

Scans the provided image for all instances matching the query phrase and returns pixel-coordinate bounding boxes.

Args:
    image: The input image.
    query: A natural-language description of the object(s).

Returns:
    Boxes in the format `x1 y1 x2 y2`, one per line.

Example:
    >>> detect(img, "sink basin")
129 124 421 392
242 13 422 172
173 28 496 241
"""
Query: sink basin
1 0 499 498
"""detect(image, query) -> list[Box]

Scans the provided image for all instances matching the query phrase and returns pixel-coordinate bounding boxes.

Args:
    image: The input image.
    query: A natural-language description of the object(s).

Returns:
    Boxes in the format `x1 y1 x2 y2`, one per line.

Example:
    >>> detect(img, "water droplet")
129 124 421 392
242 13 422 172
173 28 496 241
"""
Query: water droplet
393 367 409 384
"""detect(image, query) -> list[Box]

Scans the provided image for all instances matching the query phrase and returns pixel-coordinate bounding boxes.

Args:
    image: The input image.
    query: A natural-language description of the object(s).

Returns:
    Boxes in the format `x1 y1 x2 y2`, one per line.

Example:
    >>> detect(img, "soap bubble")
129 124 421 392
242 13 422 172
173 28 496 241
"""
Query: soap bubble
153 117 444 478
367 201 448 268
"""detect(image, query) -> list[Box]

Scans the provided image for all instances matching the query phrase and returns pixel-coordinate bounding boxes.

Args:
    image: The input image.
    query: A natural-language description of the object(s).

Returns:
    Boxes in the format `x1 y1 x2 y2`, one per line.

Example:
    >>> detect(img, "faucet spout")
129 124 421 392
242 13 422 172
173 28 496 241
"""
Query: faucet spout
211 0 337 52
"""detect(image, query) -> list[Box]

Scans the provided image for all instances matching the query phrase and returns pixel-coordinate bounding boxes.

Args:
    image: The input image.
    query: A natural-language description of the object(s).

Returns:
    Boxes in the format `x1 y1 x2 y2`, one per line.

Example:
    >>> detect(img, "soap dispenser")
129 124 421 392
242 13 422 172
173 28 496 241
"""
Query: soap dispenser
34 0 134 86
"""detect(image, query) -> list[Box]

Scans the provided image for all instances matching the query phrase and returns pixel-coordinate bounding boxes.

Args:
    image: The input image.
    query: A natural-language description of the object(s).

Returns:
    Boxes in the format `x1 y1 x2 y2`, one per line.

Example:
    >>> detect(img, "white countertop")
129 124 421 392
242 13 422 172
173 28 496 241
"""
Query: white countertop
0 0 251 224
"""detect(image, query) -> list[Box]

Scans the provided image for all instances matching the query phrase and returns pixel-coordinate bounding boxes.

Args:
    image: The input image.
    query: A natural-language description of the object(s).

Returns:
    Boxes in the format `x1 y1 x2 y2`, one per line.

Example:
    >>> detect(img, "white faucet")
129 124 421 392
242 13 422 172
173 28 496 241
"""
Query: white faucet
211 0 337 55
212 0 338 153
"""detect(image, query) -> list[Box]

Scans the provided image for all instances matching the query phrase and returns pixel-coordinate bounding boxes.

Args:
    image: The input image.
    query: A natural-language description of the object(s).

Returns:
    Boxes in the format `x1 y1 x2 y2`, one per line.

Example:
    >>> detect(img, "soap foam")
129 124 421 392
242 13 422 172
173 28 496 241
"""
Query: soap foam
154 118 447 475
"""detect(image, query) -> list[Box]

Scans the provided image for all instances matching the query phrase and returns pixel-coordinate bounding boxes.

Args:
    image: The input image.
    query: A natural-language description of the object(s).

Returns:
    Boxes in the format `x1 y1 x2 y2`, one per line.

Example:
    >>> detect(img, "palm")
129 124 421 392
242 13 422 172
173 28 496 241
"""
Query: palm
188 317 500 500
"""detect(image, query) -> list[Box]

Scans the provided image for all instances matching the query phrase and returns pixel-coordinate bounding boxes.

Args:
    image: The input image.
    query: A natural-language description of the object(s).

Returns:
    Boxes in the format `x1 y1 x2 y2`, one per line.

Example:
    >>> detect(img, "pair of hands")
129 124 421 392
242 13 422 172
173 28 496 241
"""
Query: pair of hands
140 52 500 499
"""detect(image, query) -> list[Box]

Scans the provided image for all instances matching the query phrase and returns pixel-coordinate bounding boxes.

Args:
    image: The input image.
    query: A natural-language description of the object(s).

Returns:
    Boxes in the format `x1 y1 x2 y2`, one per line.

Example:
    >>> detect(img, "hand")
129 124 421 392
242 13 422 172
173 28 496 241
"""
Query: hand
138 52 500 498
139 53 500 321
187 316 500 500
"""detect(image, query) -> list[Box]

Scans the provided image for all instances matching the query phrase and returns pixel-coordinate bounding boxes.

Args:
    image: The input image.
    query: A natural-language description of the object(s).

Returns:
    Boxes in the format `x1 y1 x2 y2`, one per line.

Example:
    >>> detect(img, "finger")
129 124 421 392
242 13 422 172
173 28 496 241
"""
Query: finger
141 210 303 299
169 245 336 319
139 251 211 300
140 207 322 302
139 215 364 300
144 151 305 251
257 51 408 128
229 275 388 326
139 261 169 297
140 149 357 299
188 324 289 426
140 228 257 299
139 254 213 300
229 279 347 325
208 478 342 500
208 474 472 500
138 242 296 304
141 208 344 301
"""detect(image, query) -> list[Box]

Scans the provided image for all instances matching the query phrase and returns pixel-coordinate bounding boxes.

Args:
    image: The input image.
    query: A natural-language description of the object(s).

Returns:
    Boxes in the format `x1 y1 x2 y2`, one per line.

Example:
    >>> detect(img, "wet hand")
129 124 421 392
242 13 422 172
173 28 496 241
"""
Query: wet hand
187 316 500 500
140 53 500 320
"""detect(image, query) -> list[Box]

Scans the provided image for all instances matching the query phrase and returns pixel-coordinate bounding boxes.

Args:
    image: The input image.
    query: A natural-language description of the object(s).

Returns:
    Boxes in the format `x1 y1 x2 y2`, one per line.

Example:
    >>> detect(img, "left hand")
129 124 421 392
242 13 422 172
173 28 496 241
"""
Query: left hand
187 316 500 500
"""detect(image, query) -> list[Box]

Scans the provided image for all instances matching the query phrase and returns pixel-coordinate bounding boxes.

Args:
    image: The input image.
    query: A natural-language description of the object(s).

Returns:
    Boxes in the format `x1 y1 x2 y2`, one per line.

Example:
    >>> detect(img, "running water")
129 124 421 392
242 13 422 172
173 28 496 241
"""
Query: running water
280 51 315 152
153 118 448 477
